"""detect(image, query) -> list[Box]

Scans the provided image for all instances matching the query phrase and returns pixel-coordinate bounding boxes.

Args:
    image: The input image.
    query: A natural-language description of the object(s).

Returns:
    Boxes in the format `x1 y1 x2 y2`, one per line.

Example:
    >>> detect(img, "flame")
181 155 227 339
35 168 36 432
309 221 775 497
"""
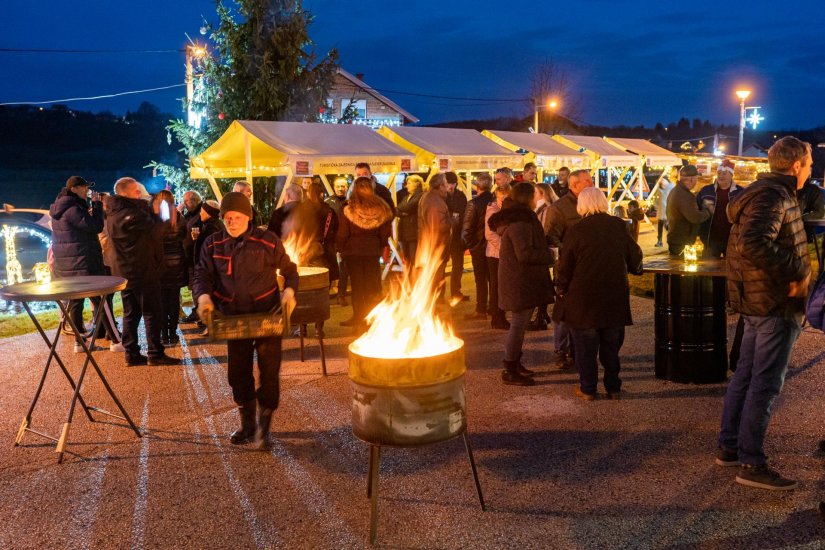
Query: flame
350 229 463 359
281 208 323 267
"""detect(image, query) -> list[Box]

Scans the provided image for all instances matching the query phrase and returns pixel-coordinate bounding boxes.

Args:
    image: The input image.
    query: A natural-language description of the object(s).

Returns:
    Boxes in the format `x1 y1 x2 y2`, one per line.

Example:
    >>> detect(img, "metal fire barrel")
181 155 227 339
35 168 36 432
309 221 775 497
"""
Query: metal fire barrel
653 271 728 383
348 345 466 446
279 266 330 324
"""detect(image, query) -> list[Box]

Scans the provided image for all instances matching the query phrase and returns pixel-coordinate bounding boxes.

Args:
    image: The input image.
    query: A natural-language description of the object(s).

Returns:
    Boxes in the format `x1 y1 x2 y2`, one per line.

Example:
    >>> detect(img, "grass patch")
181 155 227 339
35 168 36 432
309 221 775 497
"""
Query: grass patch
0 294 124 339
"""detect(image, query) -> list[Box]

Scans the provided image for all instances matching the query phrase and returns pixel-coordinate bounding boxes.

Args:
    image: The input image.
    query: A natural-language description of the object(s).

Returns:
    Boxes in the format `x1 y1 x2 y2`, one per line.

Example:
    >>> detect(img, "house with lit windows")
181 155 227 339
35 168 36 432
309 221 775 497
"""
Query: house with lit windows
320 68 419 129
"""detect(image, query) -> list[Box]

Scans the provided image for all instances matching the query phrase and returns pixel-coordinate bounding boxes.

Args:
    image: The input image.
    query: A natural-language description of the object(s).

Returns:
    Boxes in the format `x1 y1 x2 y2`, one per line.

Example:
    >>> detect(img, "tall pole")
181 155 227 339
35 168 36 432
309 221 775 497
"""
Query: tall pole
534 103 539 134
738 97 745 157
185 46 194 127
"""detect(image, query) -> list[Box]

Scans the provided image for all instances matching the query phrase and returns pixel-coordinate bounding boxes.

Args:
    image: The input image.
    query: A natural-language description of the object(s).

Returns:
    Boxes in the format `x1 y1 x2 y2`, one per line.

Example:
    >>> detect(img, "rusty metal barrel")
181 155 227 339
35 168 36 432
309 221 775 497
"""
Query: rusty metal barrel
278 266 330 324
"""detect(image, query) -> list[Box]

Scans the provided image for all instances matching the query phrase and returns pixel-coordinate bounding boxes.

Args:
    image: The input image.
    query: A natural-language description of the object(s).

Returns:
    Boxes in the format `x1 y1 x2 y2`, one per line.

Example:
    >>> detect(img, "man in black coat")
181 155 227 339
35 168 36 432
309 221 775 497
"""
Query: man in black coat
49 176 106 341
104 177 177 366
180 190 203 322
326 177 350 305
797 177 825 242
445 172 468 301
267 184 303 238
717 136 812 491
551 167 571 199
461 173 494 319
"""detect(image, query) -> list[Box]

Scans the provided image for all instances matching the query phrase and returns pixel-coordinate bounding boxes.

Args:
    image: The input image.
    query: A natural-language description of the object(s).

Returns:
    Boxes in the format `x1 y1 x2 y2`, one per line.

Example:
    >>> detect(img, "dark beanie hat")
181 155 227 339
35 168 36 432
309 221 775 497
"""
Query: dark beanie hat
202 200 220 218
219 191 253 218
66 175 94 189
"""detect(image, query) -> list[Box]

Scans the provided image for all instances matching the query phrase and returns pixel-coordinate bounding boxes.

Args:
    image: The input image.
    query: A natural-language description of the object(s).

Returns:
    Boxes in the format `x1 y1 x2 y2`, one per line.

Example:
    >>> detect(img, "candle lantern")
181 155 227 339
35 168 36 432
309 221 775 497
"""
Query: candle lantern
33 263 51 285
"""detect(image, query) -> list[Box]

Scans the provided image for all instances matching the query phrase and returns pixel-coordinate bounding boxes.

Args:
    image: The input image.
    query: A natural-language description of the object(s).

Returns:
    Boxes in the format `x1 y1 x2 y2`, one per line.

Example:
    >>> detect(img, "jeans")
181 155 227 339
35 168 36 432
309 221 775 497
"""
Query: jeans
121 284 164 359
571 327 625 395
469 249 489 314
504 309 532 361
227 336 282 409
718 314 801 466
554 320 572 355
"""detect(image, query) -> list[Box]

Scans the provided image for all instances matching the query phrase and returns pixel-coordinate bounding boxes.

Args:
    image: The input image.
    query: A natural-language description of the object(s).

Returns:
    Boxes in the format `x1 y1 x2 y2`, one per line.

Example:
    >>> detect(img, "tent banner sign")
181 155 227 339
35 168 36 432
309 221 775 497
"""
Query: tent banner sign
400 158 412 172
439 158 450 171
295 160 312 176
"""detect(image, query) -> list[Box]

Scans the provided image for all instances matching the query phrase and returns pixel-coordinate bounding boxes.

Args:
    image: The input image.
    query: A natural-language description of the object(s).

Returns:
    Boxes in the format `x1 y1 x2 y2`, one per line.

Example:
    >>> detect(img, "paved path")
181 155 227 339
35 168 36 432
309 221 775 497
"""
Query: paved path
1 225 823 548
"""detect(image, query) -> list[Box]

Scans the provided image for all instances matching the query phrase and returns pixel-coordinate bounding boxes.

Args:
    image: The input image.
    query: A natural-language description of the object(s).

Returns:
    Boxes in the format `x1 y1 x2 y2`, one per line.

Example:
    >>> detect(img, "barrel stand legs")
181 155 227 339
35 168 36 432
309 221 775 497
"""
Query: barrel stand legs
297 322 327 376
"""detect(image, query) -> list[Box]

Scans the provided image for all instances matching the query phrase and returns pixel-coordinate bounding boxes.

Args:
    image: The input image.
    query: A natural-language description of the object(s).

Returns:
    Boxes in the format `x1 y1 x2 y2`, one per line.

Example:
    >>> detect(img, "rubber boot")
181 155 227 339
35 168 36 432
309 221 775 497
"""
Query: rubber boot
254 406 275 449
229 400 257 444
517 351 535 377
501 360 535 386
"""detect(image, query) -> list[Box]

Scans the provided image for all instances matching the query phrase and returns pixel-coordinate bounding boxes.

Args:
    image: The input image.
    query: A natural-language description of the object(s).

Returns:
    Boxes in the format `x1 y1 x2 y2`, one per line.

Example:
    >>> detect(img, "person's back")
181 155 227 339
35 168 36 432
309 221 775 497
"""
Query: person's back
546 192 580 248
49 187 104 277
103 194 160 286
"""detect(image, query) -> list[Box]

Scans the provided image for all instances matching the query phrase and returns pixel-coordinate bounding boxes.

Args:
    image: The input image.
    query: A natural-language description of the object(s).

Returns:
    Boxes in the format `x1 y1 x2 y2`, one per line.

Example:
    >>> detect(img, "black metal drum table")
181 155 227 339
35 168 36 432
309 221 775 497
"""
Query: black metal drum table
644 258 728 384
0 276 141 463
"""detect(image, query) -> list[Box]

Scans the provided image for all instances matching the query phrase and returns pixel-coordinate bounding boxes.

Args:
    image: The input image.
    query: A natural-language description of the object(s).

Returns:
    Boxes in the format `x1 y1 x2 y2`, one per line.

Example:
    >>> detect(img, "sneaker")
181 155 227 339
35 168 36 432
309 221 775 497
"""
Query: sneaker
109 342 125 352
127 354 148 366
574 387 596 401
735 464 797 491
501 370 536 386
74 340 103 353
715 447 739 467
148 354 180 366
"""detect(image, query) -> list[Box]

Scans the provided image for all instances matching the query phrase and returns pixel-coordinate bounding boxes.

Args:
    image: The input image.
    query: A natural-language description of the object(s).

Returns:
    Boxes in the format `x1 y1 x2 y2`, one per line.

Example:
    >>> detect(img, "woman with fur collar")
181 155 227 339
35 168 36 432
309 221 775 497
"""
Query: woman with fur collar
336 176 393 333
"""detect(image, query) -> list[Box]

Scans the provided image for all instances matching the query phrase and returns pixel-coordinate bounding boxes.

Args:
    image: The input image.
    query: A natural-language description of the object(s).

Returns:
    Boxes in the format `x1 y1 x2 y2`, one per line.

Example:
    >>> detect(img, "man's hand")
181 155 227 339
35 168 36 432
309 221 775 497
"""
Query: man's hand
196 294 215 320
788 273 812 298
281 287 296 330
177 203 186 214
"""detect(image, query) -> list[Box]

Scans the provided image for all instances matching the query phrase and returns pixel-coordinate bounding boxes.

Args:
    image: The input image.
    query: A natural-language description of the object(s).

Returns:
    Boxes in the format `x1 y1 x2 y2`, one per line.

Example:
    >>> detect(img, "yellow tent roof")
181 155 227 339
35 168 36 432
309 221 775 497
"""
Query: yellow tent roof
481 130 589 170
190 120 415 179
377 126 522 172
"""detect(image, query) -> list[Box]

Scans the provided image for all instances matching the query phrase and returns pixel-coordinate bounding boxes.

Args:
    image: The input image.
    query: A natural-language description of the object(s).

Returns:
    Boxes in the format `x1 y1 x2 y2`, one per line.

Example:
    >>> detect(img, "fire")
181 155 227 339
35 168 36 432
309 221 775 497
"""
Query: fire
350 230 463 359
281 210 323 267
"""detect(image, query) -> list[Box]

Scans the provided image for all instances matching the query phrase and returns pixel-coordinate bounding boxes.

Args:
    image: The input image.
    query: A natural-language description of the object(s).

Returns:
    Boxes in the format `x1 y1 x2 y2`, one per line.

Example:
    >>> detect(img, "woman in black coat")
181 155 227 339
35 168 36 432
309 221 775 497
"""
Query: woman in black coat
554 187 643 400
396 175 423 265
488 182 554 386
336 177 393 333
153 190 188 345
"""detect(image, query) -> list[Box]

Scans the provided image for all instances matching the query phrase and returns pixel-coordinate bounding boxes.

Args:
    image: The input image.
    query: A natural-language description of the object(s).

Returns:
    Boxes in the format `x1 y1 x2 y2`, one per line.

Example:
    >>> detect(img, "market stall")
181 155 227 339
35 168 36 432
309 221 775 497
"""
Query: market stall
676 152 769 188
552 135 640 204
190 120 415 202
604 137 682 205
480 130 588 181
376 126 522 199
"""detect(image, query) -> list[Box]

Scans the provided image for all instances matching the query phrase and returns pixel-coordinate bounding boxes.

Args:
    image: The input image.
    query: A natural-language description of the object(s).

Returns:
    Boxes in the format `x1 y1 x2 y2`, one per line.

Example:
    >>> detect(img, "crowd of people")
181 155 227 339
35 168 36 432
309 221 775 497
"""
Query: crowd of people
46 137 823 492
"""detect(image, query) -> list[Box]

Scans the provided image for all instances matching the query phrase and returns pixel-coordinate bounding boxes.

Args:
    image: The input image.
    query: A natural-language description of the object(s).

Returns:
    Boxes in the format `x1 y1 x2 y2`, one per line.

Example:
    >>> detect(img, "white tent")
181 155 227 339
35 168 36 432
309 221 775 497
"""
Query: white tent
604 137 682 206
190 120 415 199
481 130 588 178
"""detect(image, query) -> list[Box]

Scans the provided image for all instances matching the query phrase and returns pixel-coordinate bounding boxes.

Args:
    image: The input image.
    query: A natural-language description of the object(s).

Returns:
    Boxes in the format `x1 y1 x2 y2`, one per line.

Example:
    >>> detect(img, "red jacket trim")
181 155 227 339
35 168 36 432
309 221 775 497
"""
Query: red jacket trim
253 286 278 301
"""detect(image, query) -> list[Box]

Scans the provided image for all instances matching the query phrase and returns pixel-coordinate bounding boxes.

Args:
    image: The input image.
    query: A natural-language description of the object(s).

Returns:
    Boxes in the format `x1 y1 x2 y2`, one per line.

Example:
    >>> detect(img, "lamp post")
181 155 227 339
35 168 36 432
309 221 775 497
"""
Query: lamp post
185 44 207 127
736 89 751 157
533 99 558 134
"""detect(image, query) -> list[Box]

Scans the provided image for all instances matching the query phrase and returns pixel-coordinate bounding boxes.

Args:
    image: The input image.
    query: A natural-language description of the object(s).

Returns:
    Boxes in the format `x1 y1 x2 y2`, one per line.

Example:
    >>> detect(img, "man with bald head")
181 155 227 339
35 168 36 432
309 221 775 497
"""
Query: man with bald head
547 169 595 368
104 177 177 366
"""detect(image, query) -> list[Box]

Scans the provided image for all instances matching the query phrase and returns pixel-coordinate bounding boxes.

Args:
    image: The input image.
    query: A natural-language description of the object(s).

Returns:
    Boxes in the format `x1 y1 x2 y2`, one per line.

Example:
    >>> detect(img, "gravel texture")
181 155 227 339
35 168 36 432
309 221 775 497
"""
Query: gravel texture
1 224 824 549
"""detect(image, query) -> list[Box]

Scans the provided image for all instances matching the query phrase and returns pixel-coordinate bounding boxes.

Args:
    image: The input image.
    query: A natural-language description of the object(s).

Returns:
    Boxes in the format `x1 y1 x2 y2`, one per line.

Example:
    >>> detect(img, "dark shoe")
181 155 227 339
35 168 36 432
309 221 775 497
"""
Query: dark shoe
464 311 488 320
340 317 355 327
254 407 275 449
575 387 596 401
181 311 199 323
715 447 739 467
818 440 825 453
605 391 622 401
555 352 574 370
735 464 797 491
526 318 548 331
819 501 825 521
491 319 510 330
148 353 180 366
167 333 180 345
515 352 535 377
501 360 535 386
127 354 148 366
230 400 257 444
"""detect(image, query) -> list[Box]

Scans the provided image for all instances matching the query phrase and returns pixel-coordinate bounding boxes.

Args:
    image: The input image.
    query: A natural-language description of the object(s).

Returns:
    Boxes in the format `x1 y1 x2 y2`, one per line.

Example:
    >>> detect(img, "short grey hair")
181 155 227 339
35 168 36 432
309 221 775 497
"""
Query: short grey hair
233 180 251 190
475 173 493 191
114 177 139 196
429 173 447 190
576 187 608 217
284 184 303 202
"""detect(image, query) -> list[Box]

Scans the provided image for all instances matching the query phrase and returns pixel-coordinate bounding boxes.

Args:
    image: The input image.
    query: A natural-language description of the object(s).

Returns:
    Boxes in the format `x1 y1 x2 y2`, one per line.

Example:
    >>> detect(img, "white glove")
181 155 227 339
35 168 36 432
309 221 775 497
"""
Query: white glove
197 294 215 321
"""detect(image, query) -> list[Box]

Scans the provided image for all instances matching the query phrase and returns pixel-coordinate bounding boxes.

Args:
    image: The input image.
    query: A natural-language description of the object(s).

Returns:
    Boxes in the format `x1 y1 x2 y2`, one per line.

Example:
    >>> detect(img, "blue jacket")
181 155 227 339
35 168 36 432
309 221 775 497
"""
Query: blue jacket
48 189 104 277
193 227 299 315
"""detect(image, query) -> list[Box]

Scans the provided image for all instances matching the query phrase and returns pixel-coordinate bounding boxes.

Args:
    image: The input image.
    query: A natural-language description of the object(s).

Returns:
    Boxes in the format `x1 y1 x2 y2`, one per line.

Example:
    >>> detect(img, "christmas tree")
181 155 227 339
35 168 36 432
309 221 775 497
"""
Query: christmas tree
152 0 338 219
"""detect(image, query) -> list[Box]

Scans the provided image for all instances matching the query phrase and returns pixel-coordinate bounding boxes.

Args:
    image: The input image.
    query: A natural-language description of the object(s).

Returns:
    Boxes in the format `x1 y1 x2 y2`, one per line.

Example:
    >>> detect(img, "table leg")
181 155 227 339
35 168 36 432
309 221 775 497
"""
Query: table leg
463 432 486 511
318 332 327 376
299 324 306 362
368 445 381 544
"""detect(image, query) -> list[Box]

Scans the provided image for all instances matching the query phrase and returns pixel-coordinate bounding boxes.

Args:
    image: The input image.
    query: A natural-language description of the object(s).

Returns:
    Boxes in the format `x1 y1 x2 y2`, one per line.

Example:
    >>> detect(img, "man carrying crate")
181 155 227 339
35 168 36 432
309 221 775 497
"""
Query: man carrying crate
194 192 299 448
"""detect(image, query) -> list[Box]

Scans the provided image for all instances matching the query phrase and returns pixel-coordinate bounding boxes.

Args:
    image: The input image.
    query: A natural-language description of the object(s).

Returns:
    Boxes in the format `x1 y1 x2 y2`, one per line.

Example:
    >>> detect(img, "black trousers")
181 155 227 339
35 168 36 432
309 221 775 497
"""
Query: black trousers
400 239 418 267
337 256 349 297
69 294 120 342
160 287 182 335
227 336 282 409
449 244 464 297
486 256 505 323
121 283 164 359
470 249 490 314
346 256 382 329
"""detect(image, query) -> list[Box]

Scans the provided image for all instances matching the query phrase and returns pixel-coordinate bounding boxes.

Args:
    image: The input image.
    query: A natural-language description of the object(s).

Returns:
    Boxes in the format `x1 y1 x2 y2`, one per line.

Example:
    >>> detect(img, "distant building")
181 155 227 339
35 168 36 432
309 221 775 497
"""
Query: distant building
320 68 418 129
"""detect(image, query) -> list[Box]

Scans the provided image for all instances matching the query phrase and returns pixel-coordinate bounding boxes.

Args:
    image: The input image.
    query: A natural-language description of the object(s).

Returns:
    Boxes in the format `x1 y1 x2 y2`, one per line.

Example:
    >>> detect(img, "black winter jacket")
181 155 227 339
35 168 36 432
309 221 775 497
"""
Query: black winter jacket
446 190 468 249
461 190 494 254
726 172 810 318
193 227 299 315
546 192 580 248
397 188 422 242
159 222 188 289
554 213 643 329
48 189 105 277
337 202 393 258
488 203 554 311
103 195 164 288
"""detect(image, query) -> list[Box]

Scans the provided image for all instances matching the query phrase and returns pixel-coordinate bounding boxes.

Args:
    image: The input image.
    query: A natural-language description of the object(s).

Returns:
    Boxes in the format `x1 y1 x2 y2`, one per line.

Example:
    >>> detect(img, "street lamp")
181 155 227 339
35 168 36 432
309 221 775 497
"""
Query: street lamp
186 44 208 127
736 89 751 156
533 99 559 134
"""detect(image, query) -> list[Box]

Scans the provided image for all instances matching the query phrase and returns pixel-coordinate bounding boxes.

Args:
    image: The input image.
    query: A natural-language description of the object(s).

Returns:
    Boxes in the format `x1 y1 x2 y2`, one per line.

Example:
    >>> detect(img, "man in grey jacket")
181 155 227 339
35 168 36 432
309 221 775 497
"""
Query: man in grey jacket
666 164 712 257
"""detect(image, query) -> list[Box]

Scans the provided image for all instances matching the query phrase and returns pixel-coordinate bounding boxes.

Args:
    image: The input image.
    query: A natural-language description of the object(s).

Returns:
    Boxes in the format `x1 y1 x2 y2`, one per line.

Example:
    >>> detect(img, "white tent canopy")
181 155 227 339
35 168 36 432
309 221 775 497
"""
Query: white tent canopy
481 130 588 171
604 137 681 167
553 135 640 167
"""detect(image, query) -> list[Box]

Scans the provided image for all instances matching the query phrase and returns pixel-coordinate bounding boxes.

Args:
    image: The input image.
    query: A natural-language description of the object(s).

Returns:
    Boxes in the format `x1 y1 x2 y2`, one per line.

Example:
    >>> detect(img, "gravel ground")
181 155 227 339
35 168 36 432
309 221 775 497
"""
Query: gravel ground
1 224 824 549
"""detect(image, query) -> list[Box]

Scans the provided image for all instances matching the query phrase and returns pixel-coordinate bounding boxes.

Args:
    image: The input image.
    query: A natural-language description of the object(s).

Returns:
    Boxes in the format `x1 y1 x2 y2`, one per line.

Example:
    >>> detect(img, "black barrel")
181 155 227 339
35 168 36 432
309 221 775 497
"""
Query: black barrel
291 287 330 324
654 272 727 383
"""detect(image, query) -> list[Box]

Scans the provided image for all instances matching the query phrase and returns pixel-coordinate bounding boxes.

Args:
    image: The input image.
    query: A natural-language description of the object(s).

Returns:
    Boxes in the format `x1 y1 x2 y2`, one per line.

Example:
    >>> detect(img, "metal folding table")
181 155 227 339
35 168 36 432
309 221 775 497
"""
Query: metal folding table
0 276 141 463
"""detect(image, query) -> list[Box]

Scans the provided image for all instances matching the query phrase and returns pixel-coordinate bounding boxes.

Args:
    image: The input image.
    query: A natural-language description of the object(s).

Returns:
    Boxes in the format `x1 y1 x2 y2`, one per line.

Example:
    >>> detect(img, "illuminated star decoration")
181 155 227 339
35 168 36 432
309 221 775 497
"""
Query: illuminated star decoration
746 109 764 130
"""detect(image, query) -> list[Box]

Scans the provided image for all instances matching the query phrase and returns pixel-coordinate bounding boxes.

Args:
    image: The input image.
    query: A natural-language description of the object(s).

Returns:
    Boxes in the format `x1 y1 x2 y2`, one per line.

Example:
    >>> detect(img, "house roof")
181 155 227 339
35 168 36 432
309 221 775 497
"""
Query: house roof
336 68 419 124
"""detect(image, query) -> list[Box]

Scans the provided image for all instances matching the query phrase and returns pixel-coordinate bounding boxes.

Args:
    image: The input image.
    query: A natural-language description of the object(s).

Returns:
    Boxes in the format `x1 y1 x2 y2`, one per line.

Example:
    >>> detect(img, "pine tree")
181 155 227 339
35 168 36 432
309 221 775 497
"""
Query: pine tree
152 0 338 217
